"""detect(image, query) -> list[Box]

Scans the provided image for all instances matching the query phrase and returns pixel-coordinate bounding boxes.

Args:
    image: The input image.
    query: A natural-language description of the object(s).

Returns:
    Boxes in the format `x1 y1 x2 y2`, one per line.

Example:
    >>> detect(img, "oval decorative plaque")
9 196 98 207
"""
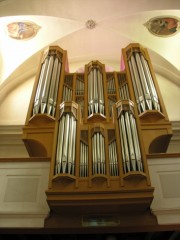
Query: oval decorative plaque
6 21 41 40
144 16 180 37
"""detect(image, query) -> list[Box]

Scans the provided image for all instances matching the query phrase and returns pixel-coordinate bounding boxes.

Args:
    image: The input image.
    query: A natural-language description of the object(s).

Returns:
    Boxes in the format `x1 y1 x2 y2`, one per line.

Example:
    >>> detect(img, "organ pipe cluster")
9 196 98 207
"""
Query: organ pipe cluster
117 100 143 173
80 141 88 177
55 103 77 175
33 49 62 117
76 75 84 96
62 75 73 101
107 75 116 94
109 140 119 176
128 51 160 114
75 75 85 117
88 66 105 116
118 73 130 100
92 132 106 175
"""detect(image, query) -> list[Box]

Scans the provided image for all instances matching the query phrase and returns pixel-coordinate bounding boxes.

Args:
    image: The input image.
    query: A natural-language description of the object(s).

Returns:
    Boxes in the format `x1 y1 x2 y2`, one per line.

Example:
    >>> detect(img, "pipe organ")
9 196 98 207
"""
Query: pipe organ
22 43 172 227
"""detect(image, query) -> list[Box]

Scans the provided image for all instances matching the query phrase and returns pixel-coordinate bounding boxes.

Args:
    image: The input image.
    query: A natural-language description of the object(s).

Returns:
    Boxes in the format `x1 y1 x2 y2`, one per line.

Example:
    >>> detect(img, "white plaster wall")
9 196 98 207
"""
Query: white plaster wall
0 76 34 125
148 156 180 225
155 73 180 121
0 157 180 227
0 161 50 227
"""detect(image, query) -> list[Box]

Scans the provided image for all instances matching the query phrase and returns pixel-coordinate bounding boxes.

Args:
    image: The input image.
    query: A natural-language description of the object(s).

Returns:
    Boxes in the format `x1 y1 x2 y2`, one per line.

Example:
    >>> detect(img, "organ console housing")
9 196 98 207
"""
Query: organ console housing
22 43 172 228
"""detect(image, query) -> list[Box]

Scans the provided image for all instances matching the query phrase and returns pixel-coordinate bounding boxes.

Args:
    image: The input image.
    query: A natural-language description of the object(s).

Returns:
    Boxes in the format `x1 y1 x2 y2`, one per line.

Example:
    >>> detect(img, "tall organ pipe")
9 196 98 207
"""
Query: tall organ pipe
33 52 62 117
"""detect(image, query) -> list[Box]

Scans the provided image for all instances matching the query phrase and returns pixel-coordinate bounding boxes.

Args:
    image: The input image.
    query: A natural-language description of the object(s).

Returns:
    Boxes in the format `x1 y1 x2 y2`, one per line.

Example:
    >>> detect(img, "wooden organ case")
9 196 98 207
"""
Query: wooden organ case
22 43 172 228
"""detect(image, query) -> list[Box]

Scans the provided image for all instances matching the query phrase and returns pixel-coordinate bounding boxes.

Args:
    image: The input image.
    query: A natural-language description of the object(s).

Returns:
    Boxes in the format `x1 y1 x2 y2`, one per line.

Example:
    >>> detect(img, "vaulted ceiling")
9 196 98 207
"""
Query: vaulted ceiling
0 0 180 104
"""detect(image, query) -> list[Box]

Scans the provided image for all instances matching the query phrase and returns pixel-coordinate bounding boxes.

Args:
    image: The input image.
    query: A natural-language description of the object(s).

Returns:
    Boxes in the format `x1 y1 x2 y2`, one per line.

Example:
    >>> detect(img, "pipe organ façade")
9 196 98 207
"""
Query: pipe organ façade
22 43 172 226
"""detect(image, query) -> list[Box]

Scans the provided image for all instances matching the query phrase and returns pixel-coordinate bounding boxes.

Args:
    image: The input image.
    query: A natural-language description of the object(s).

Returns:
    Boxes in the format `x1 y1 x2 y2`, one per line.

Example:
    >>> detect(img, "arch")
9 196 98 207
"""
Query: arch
149 134 172 153
23 139 47 157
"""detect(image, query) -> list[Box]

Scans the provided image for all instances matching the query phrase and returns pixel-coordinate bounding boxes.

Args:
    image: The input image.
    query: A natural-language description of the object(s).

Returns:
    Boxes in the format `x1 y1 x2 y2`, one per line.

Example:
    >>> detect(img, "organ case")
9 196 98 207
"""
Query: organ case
22 43 172 226
122 43 172 154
